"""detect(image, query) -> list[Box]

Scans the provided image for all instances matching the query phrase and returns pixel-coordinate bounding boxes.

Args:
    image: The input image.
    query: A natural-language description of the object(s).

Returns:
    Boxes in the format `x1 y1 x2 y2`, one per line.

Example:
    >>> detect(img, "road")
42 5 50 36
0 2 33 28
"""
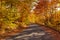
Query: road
4 24 60 40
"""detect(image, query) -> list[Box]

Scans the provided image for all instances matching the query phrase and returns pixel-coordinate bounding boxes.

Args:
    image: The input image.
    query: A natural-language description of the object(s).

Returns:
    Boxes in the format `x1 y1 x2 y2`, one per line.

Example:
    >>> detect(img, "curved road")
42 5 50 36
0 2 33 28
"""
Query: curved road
4 24 60 40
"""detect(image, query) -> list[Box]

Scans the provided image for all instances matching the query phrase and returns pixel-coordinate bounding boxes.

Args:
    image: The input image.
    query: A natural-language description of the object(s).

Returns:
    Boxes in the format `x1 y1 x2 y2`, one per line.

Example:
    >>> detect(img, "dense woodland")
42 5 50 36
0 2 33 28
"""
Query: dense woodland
34 0 60 31
0 0 60 35
0 0 38 34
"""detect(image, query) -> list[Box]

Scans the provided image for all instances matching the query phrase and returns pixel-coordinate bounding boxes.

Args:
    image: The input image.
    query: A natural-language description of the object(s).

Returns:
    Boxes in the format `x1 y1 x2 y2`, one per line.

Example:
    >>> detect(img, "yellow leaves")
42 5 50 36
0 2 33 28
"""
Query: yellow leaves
36 14 46 25
0 0 21 32
8 23 18 29
28 13 36 23
21 22 28 28
0 0 40 35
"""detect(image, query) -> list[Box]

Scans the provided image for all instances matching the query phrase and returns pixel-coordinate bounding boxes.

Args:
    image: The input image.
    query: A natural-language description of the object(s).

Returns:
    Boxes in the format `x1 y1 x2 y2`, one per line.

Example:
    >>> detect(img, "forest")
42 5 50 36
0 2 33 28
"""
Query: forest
0 0 60 35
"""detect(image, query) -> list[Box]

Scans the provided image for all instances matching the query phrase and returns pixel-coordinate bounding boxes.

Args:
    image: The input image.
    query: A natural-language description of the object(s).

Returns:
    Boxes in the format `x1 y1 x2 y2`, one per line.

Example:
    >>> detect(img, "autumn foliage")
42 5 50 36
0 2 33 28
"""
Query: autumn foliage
0 0 60 35
34 0 60 31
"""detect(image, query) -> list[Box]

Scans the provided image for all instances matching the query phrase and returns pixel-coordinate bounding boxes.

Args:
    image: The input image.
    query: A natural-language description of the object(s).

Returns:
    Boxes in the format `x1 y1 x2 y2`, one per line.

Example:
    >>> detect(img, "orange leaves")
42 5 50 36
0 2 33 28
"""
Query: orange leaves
34 0 60 31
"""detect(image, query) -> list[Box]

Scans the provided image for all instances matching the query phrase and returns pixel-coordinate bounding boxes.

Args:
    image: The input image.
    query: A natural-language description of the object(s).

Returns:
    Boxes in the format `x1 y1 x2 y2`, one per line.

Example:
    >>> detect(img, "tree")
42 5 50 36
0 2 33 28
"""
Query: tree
0 0 39 34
